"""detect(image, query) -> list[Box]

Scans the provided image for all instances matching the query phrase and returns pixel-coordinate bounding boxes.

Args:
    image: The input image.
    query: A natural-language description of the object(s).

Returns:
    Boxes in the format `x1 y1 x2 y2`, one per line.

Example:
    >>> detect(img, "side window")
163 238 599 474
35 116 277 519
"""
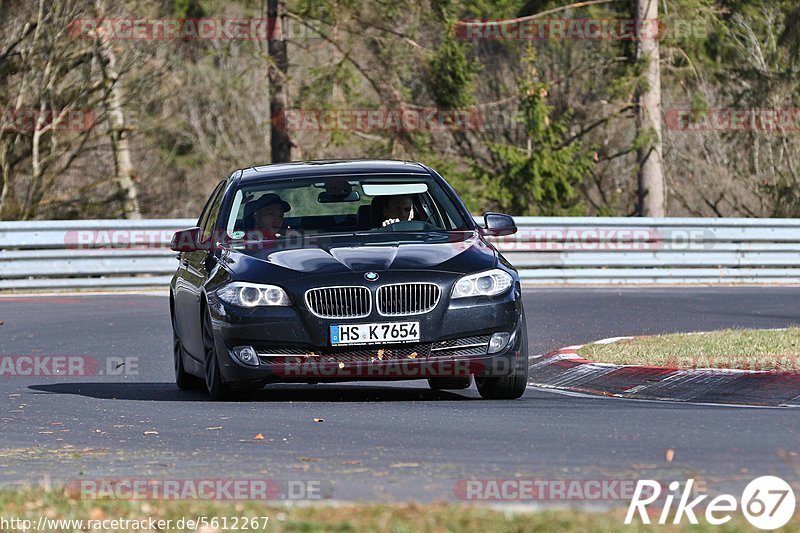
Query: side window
418 192 445 228
201 182 226 242
196 182 224 229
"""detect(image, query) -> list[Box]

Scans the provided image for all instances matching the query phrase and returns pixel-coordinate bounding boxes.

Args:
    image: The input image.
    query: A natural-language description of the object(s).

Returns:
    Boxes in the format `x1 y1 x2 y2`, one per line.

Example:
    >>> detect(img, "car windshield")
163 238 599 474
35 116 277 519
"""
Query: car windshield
224 174 468 239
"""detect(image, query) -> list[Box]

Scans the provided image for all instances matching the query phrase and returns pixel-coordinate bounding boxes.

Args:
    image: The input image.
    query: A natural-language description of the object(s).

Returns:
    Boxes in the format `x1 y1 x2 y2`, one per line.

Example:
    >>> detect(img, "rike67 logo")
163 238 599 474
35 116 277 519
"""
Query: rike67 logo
626 476 795 530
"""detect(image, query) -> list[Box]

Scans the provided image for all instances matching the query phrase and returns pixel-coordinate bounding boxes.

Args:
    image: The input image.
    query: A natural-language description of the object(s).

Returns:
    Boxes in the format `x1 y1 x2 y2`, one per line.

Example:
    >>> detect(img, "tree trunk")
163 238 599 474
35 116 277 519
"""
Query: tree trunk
98 22 141 219
268 0 291 163
23 112 44 220
0 150 8 218
635 0 665 217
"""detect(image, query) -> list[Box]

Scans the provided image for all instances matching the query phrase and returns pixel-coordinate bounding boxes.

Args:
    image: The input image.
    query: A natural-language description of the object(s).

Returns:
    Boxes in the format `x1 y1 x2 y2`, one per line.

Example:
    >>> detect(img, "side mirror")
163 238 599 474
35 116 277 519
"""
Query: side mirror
483 212 517 237
170 227 202 252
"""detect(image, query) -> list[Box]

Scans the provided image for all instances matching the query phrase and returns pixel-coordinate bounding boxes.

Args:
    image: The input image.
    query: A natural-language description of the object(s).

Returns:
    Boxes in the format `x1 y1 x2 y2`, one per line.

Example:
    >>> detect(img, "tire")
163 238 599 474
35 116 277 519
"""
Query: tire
202 307 231 401
428 376 472 390
172 310 204 390
475 328 529 400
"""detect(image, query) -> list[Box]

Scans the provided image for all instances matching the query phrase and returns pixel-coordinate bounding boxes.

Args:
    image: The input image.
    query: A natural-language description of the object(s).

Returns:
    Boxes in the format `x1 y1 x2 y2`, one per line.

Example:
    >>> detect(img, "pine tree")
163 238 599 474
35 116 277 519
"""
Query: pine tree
472 50 594 216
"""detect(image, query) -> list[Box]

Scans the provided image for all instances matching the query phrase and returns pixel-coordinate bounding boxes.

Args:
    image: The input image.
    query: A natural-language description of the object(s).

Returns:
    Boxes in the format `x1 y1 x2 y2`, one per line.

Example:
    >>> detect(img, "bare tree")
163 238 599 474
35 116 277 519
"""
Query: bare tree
0 0 104 220
94 0 141 219
635 0 665 216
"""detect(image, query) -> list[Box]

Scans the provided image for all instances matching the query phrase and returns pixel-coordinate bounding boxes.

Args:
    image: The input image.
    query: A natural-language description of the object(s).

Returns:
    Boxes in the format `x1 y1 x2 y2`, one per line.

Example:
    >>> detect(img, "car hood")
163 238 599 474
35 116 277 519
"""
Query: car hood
221 231 496 277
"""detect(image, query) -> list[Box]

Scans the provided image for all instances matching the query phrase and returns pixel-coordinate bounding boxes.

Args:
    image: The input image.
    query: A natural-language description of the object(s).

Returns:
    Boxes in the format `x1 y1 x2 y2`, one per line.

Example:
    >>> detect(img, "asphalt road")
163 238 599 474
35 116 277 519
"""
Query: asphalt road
1 288 799 504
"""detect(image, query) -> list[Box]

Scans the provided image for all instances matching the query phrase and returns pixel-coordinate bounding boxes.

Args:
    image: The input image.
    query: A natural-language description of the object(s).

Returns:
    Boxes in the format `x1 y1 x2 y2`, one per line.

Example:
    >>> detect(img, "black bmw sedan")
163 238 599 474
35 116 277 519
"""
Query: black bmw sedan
170 160 528 400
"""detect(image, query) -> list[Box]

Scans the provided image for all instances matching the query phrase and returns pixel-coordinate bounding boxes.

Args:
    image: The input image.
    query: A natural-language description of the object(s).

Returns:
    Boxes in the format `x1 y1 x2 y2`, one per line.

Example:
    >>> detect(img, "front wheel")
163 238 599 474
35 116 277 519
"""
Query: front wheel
202 308 231 401
475 329 529 400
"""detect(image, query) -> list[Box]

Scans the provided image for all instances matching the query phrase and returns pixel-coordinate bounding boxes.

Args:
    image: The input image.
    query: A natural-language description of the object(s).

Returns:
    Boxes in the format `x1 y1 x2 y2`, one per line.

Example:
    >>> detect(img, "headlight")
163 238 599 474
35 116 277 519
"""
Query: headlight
452 269 513 298
217 282 290 307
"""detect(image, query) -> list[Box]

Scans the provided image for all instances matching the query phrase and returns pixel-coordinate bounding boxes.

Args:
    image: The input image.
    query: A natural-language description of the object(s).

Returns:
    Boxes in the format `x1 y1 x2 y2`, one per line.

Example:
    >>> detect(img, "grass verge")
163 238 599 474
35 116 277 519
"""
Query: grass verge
0 487 787 532
577 327 800 371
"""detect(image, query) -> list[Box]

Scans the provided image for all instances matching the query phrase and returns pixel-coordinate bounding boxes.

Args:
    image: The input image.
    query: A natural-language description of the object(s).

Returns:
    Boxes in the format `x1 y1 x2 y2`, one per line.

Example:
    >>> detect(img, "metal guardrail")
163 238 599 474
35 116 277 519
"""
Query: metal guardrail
0 219 186 291
500 217 800 284
1 217 800 290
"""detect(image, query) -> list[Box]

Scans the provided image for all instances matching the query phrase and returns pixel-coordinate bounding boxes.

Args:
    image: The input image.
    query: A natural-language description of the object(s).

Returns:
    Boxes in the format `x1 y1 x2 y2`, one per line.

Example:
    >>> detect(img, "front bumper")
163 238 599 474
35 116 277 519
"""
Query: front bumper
206 275 524 387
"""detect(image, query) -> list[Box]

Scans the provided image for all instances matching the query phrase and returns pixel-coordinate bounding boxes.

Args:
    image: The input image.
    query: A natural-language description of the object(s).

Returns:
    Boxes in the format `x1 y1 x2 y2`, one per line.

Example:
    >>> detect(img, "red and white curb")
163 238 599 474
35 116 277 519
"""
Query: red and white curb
528 337 800 407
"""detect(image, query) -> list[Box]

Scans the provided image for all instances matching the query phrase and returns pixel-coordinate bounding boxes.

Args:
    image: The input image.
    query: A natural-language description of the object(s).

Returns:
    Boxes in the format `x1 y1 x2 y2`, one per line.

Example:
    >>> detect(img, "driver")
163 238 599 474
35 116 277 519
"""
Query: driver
381 195 415 227
249 193 292 238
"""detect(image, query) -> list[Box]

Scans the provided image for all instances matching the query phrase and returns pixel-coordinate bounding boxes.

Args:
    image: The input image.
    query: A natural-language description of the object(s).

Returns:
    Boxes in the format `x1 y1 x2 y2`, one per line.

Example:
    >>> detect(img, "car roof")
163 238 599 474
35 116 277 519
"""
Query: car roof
236 159 431 183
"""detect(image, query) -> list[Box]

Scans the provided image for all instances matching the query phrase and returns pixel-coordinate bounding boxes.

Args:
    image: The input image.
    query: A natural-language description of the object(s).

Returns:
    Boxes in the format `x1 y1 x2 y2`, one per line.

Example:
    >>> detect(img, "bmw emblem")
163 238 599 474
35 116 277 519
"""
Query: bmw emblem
364 272 379 282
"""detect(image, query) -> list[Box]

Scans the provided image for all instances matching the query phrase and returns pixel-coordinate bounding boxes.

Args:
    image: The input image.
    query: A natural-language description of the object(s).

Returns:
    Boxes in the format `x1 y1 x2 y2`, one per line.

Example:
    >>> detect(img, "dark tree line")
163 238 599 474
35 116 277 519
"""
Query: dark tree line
0 0 798 220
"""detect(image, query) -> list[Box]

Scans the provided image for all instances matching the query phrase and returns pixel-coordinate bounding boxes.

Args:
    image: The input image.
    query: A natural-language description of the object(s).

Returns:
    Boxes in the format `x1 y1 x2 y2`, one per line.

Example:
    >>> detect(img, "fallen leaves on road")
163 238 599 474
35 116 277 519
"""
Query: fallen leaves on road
254 434 265 440
665 448 675 462
142 431 158 436
778 449 798 461
298 457 319 462
390 463 420 468
313 418 324 423
206 426 222 430
340 460 361 465
340 467 370 474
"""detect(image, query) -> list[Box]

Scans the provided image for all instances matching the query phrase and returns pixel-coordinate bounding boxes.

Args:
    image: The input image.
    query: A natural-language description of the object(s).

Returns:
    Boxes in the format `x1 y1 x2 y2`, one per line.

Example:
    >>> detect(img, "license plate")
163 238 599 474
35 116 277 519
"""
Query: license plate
330 322 420 346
